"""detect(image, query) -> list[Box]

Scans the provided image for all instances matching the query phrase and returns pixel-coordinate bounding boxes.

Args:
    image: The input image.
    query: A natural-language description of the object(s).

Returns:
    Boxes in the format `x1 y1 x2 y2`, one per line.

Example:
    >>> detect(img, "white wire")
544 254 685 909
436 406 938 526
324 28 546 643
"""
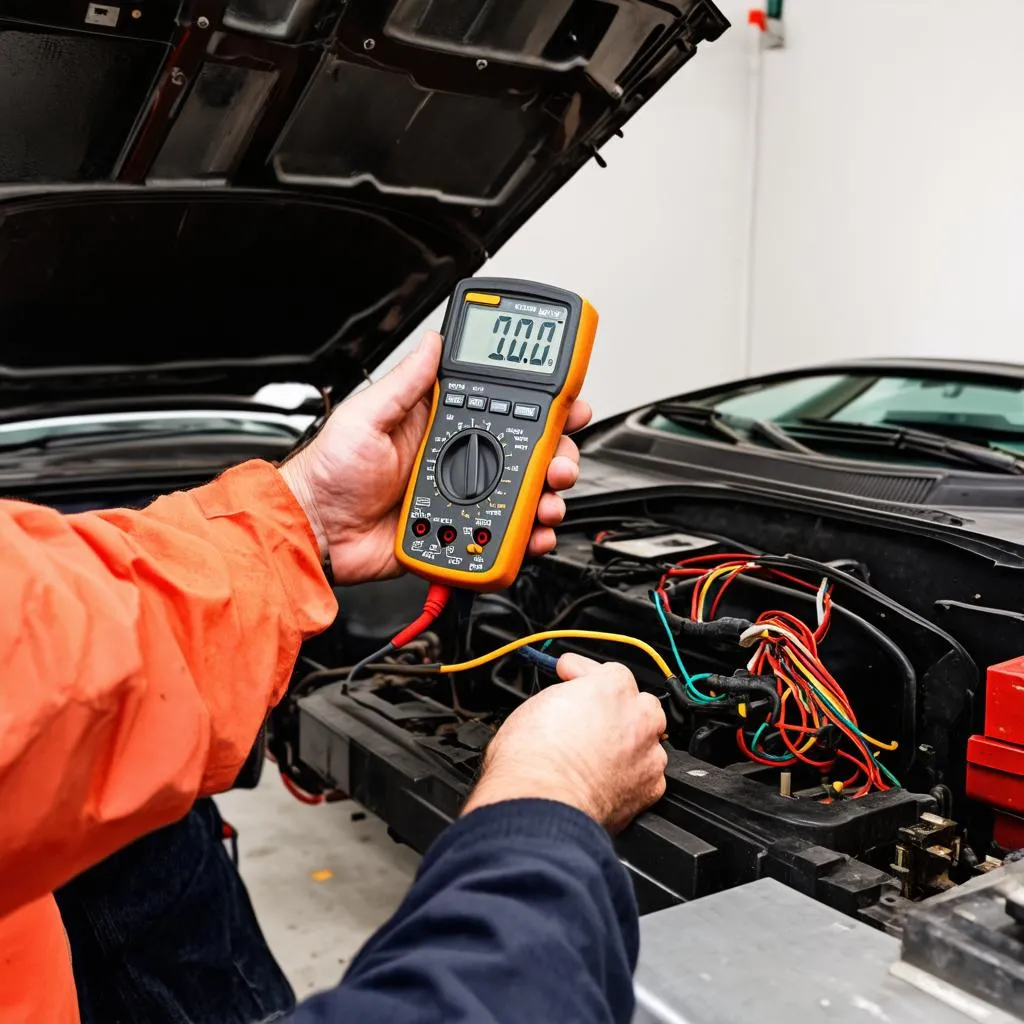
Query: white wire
815 578 828 627
739 621 821 667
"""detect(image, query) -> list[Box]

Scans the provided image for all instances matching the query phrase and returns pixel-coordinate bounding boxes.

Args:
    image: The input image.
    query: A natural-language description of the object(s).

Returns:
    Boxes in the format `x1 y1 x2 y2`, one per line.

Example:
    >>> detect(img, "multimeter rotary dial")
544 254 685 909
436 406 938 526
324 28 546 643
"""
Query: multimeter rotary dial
435 428 504 505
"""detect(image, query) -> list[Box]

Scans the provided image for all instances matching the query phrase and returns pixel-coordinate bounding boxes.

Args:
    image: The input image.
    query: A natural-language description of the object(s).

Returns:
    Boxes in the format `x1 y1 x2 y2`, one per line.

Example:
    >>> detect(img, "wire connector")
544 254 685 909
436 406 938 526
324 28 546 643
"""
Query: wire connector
347 584 452 682
675 616 753 645
390 584 452 649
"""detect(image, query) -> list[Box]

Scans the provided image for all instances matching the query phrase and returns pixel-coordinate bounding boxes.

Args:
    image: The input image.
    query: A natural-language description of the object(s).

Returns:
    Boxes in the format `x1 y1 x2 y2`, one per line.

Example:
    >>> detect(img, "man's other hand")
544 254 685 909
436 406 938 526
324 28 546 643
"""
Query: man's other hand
462 654 668 833
279 331 592 585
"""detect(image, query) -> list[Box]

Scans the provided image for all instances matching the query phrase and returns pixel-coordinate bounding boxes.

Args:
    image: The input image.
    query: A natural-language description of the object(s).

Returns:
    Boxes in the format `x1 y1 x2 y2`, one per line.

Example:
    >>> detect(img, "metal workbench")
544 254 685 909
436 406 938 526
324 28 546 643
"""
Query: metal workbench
633 878 1018 1024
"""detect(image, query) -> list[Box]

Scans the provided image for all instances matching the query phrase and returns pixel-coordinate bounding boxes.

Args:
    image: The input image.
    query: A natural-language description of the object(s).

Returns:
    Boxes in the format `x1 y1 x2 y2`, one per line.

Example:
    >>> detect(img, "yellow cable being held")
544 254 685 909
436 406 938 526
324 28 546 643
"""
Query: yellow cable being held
438 629 674 680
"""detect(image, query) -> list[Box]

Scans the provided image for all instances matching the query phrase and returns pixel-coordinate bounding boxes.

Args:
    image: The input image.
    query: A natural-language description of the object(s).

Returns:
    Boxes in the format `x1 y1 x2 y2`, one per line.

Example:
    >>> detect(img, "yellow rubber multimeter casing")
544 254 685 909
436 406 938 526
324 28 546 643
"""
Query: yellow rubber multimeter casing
395 277 598 592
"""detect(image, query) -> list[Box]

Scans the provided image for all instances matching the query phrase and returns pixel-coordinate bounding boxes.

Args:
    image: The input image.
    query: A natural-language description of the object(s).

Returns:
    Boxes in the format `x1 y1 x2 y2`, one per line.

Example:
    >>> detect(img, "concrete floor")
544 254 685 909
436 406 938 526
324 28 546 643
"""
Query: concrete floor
217 772 420 999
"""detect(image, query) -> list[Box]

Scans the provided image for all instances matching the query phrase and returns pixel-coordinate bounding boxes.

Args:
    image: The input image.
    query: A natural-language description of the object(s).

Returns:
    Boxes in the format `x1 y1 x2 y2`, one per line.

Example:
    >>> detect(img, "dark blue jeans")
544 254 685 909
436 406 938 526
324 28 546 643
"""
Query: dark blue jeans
55 798 295 1024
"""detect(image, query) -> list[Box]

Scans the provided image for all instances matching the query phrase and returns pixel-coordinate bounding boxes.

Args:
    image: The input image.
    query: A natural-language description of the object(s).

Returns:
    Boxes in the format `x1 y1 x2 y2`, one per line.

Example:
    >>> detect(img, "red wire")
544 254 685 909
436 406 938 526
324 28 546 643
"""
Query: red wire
279 771 324 805
390 584 452 648
661 553 889 798
736 727 796 767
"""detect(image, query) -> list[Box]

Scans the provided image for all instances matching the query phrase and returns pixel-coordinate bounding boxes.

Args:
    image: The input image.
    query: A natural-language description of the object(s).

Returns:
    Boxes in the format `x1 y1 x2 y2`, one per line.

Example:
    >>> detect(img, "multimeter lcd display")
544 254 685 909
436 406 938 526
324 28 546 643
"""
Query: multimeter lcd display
455 304 568 375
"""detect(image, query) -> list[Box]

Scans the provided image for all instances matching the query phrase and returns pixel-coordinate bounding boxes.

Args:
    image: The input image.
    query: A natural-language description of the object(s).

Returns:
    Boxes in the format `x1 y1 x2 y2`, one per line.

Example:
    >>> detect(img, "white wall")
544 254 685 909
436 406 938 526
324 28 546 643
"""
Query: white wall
372 0 1024 417
375 0 757 418
749 0 1024 374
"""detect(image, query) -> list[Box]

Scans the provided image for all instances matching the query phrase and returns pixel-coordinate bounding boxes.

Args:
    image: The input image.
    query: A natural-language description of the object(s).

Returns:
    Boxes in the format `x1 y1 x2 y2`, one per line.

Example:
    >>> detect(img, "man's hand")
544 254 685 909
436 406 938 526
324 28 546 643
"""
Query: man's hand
280 331 592 585
462 654 668 833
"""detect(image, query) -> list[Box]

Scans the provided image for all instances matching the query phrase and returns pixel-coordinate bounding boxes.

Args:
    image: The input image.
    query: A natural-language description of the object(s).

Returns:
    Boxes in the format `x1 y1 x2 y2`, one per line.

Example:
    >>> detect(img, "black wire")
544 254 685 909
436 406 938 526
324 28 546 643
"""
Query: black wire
472 594 535 635
545 591 606 630
554 515 664 534
346 643 395 682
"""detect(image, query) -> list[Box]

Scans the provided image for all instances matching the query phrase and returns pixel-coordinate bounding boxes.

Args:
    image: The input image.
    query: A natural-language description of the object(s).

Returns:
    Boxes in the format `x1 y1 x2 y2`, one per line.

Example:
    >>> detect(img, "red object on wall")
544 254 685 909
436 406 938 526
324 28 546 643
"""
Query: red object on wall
966 656 1024 851
748 9 767 30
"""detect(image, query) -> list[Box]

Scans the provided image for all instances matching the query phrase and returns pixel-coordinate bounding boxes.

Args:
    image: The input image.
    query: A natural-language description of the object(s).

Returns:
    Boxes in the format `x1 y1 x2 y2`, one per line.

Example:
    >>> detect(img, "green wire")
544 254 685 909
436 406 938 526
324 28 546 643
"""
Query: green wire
649 593 721 702
804 676 902 788
750 722 795 763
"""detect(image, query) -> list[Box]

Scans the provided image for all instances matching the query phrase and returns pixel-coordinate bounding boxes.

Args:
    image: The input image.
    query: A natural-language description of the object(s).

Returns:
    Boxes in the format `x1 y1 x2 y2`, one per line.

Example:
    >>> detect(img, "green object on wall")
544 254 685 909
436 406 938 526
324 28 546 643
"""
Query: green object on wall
767 0 783 17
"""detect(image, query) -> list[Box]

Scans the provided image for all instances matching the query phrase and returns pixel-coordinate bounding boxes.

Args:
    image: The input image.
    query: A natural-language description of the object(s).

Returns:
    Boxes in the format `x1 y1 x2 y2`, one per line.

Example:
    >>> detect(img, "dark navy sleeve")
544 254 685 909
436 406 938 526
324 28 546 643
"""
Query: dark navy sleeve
288 799 639 1024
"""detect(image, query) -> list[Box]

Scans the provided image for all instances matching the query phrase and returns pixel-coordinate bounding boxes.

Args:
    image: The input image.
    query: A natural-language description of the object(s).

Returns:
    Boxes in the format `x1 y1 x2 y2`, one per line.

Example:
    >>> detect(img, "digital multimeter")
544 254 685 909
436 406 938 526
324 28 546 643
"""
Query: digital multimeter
395 278 598 592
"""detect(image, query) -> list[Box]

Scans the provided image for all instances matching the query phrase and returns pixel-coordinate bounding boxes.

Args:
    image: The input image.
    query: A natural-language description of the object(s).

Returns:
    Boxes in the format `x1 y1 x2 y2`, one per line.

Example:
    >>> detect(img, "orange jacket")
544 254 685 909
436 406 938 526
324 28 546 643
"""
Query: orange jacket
0 461 338 1023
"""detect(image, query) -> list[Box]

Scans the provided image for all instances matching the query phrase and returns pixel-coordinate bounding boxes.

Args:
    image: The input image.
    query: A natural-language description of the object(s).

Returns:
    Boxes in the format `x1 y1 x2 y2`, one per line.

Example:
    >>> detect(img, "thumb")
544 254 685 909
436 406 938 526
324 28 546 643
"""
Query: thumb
557 652 602 681
358 331 442 431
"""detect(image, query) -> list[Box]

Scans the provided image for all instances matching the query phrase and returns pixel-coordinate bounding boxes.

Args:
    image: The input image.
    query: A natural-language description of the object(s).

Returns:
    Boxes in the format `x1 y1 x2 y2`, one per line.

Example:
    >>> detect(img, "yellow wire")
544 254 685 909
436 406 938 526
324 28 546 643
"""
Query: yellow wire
788 654 898 751
696 564 744 622
779 687 818 754
439 629 674 680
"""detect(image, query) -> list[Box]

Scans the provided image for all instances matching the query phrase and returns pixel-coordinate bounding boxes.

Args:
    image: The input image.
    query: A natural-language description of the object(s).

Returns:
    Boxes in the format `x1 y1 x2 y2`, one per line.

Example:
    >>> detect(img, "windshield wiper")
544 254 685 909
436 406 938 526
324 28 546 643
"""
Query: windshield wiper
656 400 816 455
746 418 817 455
794 418 1024 476
655 401 746 444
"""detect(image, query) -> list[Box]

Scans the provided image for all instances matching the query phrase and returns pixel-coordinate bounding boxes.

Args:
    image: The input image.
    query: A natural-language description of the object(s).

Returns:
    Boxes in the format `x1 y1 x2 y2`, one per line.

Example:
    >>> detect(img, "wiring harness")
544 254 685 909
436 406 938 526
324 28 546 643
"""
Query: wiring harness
283 533 901 806
651 550 900 798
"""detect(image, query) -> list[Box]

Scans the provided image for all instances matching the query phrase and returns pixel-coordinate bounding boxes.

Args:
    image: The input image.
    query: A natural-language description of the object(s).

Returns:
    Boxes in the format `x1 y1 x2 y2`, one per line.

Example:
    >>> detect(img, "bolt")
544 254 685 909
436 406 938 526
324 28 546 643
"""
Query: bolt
476 58 488 70
170 67 186 86
611 84 624 98
197 15 210 28
363 38 375 50
131 8 142 18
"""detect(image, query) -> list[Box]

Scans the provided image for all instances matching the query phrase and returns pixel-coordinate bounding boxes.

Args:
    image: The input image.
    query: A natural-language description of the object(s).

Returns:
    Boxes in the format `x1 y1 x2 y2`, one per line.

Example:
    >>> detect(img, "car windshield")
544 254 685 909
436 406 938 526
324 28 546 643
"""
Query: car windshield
650 371 1024 458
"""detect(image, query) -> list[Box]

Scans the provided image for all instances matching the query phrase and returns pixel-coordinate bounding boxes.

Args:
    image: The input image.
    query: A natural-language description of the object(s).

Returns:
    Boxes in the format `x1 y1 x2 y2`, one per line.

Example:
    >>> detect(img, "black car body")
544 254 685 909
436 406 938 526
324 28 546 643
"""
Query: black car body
0 0 726 501
593 358 1024 509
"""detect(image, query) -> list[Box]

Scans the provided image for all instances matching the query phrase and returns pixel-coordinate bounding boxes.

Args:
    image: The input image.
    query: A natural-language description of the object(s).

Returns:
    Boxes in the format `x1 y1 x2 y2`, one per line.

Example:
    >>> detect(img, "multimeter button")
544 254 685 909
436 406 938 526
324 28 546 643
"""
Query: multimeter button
437 525 458 546
411 518 430 538
513 403 540 420
473 527 492 546
466 396 487 410
443 393 465 407
488 399 511 415
467 543 483 555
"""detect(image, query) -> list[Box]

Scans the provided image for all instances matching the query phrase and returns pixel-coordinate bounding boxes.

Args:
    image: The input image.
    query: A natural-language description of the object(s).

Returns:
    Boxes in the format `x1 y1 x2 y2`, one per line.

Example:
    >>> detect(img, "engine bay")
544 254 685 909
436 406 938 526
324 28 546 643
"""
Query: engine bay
278 485 1024 933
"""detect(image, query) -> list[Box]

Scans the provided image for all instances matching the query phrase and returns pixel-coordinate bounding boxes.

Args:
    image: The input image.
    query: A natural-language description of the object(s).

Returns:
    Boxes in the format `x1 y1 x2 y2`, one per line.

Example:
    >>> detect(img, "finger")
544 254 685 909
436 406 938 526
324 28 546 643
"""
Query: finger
526 525 557 558
565 399 592 434
536 491 566 527
600 662 640 694
545 455 580 492
355 332 442 432
555 435 580 464
557 652 602 681
648 771 667 806
638 692 668 737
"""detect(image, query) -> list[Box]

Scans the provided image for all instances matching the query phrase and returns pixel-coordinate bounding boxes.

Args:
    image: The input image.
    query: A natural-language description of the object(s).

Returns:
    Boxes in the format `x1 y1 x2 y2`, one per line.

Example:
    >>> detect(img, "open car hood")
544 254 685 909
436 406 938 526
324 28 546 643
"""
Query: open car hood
0 0 727 406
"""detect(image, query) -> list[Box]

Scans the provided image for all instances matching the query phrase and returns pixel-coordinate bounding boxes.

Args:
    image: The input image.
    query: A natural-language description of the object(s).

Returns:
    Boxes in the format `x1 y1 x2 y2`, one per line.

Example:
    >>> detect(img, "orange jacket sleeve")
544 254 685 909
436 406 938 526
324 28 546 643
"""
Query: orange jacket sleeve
0 460 338 917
